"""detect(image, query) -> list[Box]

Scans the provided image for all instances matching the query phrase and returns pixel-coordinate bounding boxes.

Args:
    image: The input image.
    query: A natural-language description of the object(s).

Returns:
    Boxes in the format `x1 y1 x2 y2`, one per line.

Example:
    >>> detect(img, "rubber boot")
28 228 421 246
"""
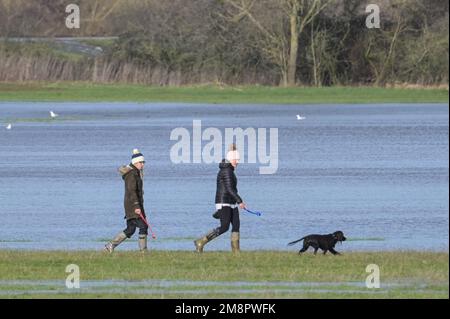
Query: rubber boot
105 232 127 253
139 234 148 252
194 229 220 253
231 232 240 253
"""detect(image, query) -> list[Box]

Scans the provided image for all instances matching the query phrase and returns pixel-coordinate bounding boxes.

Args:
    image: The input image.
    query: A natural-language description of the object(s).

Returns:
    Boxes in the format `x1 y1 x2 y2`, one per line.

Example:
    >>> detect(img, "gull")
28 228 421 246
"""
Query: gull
296 114 306 120
50 111 59 118
6 123 12 130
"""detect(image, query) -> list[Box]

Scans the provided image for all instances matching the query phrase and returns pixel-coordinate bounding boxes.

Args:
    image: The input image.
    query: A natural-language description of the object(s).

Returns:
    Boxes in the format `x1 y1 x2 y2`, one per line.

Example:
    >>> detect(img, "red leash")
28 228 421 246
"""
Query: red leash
138 213 156 239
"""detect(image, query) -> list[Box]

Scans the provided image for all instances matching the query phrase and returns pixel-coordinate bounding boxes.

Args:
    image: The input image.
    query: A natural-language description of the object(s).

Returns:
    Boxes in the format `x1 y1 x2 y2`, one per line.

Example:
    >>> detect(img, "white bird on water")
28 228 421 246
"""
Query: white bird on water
6 123 12 130
296 114 306 120
50 111 59 118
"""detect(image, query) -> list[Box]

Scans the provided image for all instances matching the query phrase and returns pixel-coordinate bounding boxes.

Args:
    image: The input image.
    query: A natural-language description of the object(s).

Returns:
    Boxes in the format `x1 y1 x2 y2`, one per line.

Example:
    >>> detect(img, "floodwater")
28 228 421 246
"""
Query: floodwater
0 279 441 297
0 102 448 252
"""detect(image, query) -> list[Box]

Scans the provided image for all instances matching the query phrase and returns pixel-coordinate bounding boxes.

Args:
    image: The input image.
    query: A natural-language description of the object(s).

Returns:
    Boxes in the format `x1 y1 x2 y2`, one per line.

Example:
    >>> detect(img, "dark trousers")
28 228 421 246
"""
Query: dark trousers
123 218 148 238
216 206 240 235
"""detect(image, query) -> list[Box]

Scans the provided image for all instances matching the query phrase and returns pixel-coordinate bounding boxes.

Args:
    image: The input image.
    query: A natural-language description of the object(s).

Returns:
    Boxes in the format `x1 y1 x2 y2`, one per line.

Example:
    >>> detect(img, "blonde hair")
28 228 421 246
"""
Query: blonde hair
226 143 240 161
228 143 237 151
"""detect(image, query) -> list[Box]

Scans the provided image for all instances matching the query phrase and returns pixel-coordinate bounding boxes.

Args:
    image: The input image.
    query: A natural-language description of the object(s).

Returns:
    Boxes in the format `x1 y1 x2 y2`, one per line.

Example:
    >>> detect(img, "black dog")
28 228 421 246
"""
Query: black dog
288 231 347 255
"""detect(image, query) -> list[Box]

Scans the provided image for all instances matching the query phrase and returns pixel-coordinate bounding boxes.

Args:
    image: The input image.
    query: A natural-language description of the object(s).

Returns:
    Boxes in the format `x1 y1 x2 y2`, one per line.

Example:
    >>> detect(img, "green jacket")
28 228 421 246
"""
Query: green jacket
119 164 145 220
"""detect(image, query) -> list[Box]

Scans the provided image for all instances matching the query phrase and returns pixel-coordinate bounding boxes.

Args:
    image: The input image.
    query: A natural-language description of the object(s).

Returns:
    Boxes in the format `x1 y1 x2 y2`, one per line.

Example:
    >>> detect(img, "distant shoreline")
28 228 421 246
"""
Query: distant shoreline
0 82 448 104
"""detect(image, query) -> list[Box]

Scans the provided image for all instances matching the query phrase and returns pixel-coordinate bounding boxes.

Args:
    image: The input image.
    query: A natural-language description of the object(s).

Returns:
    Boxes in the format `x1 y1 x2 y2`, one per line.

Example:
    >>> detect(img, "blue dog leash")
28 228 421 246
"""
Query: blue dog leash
243 208 262 216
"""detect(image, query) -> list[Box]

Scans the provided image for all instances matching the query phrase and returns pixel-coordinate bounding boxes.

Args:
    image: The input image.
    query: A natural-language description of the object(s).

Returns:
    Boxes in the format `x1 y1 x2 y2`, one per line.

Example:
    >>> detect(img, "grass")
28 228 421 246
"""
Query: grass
0 82 448 104
0 250 447 298
79 38 116 49
0 42 86 62
1 116 93 124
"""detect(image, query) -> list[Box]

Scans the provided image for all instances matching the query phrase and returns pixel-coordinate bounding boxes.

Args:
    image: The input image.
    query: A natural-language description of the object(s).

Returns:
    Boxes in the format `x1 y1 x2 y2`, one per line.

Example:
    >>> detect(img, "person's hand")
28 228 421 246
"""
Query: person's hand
239 203 246 209
135 208 142 215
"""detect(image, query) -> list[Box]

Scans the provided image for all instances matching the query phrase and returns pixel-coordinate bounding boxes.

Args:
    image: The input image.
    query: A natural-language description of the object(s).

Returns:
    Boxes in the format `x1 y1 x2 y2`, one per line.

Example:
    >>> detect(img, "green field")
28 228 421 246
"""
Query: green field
0 82 448 104
0 250 447 298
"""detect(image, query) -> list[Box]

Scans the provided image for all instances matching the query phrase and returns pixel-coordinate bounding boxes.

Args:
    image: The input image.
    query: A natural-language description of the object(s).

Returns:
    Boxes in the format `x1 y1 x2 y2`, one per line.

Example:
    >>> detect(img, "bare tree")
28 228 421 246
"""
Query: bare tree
0 0 447 86
0 0 64 36
364 0 415 85
222 0 332 86
82 0 123 35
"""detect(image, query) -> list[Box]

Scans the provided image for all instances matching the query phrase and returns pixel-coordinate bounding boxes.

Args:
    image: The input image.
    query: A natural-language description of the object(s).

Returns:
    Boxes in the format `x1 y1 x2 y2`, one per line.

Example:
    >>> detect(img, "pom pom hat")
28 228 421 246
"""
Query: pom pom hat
226 143 240 162
131 149 145 164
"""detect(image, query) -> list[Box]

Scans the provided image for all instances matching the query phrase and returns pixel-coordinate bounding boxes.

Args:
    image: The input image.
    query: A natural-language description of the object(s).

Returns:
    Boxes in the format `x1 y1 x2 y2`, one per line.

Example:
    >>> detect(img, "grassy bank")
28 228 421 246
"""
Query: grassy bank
0 250 447 298
0 82 448 104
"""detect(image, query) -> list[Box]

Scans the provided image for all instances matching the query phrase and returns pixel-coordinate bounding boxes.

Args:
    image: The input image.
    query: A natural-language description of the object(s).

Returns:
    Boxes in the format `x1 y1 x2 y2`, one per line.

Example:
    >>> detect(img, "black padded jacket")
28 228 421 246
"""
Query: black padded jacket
215 160 243 205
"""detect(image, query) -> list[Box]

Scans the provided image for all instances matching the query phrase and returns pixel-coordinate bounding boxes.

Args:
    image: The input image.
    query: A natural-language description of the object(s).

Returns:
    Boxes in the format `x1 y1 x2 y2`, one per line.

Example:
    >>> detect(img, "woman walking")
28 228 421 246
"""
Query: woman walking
194 144 246 253
105 149 148 253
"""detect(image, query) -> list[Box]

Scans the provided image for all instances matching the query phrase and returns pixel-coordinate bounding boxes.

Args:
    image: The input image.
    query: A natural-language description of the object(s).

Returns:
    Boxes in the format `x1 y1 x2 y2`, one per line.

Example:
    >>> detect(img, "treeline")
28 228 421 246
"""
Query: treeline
0 0 448 86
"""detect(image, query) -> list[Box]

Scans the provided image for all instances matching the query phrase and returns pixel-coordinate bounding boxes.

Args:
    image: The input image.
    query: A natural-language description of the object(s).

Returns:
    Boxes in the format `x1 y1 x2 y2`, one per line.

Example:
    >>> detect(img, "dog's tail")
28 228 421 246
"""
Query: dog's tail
287 237 306 246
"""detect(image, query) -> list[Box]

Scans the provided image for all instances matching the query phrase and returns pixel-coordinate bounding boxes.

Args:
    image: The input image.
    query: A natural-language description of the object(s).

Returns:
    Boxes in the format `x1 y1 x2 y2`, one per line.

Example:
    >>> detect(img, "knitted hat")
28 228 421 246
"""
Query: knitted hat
226 143 240 162
131 148 145 164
